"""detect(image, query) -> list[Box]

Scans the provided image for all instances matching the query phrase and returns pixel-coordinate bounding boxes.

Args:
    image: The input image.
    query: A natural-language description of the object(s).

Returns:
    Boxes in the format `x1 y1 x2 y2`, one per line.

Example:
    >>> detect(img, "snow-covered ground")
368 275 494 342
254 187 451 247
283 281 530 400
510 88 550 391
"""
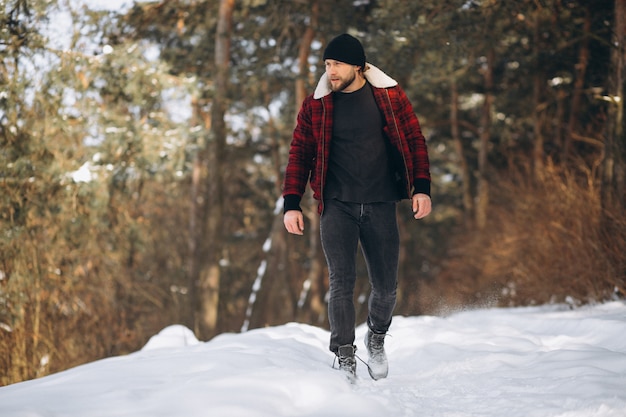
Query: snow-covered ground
1 302 625 417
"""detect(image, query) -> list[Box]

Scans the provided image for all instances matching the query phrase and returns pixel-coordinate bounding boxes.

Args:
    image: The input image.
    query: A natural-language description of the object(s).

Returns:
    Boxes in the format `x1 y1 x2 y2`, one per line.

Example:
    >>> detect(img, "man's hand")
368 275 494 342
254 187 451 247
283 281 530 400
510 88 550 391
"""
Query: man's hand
412 193 432 219
284 210 305 235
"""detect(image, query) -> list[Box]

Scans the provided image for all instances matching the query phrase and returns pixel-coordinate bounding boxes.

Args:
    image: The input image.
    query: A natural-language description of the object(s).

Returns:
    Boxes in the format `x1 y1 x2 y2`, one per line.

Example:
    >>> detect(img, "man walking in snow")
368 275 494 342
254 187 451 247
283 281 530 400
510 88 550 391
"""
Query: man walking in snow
282 33 432 382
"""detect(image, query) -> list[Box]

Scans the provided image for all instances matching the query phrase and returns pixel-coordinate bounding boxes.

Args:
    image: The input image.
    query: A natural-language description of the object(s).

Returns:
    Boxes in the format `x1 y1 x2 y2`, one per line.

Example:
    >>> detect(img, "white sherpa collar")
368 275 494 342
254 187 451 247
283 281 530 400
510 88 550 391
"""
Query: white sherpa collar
313 63 398 99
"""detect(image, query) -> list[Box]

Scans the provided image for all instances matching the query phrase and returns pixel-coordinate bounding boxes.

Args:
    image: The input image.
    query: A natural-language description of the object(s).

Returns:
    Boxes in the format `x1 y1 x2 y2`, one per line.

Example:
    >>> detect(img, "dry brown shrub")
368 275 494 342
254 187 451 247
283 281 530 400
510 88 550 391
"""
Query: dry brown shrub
422 161 626 313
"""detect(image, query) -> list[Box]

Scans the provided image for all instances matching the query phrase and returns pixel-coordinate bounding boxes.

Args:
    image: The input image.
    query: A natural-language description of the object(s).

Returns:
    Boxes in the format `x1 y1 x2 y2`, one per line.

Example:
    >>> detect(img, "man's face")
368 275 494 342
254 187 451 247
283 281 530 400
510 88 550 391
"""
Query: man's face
325 59 359 92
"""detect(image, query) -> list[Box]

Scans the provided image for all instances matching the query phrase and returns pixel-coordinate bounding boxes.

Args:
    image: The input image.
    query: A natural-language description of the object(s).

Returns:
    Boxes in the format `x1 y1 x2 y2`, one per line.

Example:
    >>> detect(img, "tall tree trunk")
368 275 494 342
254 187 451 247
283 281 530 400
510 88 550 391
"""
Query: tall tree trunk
476 48 494 230
450 76 473 226
532 6 545 177
564 5 591 160
602 0 625 210
295 0 318 120
188 97 208 331
295 0 326 325
190 0 234 339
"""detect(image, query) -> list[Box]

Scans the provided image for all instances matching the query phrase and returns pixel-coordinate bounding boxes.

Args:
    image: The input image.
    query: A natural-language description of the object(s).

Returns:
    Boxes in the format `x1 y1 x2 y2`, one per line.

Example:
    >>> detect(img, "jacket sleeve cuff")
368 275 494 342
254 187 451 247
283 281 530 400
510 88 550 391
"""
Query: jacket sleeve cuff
283 194 303 213
412 178 431 197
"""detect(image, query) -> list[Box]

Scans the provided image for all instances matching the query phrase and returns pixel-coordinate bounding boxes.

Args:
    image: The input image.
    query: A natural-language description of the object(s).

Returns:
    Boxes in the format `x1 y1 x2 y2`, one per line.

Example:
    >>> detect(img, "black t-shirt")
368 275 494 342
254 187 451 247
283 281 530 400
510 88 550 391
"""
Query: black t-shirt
324 83 400 203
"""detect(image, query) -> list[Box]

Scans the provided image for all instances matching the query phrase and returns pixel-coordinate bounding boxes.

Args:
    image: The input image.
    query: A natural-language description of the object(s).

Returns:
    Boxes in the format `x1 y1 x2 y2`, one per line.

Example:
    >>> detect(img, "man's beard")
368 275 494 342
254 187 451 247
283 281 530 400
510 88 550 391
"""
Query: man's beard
328 71 356 92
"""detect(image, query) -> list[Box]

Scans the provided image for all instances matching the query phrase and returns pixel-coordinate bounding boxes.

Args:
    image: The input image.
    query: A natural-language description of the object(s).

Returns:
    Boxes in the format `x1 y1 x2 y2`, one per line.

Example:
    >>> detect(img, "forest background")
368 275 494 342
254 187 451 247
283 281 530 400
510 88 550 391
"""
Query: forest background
1 0 625 386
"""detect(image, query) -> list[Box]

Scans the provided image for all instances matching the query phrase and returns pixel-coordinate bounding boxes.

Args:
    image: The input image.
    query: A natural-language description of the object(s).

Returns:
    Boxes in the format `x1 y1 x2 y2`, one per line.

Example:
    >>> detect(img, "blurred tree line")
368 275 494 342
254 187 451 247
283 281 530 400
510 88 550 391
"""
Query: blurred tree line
1 0 624 385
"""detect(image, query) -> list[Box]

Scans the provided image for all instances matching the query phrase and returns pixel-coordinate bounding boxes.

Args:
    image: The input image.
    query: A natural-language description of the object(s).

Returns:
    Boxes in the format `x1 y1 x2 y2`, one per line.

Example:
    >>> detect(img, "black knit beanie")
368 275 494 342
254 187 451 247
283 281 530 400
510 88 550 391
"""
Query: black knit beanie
322 33 366 68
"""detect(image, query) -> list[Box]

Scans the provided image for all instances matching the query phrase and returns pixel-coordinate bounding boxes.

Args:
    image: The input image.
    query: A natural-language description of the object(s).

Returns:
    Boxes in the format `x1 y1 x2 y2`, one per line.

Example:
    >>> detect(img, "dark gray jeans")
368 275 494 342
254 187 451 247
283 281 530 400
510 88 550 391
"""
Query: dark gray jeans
320 199 399 353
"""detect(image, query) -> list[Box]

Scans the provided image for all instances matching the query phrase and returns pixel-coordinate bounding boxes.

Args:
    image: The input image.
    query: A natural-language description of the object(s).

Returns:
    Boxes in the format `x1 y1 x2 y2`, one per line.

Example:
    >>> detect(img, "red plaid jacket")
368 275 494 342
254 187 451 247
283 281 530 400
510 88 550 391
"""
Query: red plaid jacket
283 64 431 214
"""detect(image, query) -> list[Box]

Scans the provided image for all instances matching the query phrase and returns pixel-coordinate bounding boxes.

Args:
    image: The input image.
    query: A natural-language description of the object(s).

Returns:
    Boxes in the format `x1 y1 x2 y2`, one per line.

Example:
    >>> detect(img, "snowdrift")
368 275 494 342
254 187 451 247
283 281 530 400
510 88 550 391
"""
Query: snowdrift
1 302 625 417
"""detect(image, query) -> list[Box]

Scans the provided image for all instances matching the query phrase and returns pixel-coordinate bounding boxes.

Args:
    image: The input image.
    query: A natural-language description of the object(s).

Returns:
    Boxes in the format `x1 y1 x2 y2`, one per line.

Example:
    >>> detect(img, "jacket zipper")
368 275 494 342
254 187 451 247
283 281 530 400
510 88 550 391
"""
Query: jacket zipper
385 90 412 198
